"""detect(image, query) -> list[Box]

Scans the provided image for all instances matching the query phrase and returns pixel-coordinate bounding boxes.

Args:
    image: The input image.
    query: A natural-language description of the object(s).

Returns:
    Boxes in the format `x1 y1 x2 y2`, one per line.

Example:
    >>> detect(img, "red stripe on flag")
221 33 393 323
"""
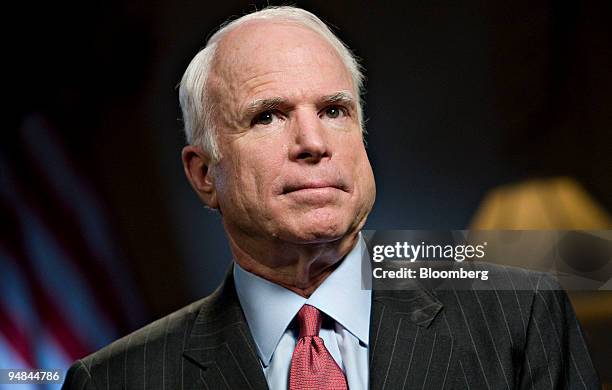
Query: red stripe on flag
0 302 35 367
10 138 131 333
1 233 92 360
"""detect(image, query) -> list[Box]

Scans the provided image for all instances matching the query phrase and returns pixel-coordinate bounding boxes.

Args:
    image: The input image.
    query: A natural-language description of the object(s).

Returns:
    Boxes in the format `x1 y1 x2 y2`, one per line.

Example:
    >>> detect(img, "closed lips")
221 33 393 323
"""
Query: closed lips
282 182 345 194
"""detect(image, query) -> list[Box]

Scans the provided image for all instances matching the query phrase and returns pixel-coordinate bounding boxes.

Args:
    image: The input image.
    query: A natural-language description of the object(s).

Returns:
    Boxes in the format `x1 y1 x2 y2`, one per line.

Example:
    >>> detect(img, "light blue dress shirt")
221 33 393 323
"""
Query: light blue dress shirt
233 235 371 390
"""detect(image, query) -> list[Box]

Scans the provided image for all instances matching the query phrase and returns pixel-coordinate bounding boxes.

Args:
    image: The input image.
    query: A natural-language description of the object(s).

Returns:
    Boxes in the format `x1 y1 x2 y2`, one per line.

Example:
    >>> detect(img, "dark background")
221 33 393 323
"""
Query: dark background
6 0 612 384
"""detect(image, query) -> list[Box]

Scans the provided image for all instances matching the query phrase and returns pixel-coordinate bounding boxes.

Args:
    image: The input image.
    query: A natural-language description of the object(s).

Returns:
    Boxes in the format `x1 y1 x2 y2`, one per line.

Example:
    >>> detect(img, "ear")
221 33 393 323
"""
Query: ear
181 145 219 209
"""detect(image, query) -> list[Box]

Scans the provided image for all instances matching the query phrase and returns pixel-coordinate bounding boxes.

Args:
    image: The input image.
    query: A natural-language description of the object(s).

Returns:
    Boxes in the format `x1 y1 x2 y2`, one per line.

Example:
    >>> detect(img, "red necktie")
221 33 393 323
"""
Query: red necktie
289 304 349 390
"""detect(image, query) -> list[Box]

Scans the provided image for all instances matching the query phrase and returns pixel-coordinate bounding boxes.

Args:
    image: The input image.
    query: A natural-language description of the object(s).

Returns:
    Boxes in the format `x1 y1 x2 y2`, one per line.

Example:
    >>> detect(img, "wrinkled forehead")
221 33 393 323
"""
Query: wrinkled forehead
209 20 353 95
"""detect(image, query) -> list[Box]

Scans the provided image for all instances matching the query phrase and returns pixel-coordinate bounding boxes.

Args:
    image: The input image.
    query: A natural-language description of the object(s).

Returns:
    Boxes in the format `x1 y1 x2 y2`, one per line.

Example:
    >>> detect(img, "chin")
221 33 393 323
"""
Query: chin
285 219 352 244
271 205 357 243
298 229 345 243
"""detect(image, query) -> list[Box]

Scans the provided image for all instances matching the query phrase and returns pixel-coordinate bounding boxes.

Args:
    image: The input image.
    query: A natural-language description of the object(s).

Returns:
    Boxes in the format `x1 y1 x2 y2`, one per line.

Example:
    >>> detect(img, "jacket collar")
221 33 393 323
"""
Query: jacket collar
182 259 444 390
183 265 269 390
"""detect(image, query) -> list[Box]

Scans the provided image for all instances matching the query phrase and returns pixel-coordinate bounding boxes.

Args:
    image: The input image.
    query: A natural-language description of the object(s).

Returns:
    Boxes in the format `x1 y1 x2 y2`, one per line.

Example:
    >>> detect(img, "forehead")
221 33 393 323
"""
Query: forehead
211 21 353 99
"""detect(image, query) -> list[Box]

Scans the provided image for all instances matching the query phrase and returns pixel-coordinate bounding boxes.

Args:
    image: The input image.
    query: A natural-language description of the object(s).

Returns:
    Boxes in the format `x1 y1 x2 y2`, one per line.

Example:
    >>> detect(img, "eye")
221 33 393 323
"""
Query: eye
322 106 347 119
252 110 276 126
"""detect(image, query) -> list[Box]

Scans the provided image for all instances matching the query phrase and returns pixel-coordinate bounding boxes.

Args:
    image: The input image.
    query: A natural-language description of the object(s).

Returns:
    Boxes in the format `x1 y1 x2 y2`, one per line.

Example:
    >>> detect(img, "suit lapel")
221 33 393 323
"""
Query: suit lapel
181 261 453 389
369 283 453 390
183 267 269 390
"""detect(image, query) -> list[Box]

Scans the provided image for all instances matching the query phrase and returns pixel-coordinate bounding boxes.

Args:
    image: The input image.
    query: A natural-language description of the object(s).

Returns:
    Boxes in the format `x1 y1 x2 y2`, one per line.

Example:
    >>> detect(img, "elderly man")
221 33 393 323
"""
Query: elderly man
63 6 599 390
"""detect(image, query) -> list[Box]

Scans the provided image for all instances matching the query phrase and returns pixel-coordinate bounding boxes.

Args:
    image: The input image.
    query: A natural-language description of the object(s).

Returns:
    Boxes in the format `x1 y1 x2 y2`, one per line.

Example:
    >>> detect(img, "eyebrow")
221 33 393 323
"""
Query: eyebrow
243 91 356 118
245 97 286 117
320 91 356 108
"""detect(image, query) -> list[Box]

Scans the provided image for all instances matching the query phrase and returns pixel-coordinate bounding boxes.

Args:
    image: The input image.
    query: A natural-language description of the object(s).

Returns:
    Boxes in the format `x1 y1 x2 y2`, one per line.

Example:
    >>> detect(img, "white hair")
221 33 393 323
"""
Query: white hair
178 6 365 162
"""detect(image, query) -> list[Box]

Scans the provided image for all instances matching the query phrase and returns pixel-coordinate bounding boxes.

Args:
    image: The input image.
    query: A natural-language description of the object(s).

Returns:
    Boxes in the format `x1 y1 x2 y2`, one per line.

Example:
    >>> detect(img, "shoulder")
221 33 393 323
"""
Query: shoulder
84 296 207 367
431 264 565 322
412 263 578 357
62 268 244 389
62 292 218 389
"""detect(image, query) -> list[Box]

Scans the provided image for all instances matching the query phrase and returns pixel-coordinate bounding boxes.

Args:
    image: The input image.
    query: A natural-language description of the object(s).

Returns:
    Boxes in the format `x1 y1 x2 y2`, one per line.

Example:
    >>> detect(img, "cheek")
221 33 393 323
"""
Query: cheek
340 136 369 172
345 141 376 200
231 142 287 202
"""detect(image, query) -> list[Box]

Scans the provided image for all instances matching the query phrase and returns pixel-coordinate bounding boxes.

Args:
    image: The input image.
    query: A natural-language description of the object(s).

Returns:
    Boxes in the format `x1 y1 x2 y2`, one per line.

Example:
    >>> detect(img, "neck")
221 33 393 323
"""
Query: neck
227 232 359 297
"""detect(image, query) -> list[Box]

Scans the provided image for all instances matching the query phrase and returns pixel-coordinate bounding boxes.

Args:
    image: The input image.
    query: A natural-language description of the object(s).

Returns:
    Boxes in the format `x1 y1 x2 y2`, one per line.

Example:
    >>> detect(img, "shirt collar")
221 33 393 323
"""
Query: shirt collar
233 234 372 367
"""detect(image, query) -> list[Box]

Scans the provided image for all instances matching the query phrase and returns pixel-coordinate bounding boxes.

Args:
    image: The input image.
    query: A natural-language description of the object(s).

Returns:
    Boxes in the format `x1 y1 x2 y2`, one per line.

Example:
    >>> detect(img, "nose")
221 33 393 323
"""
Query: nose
288 109 330 164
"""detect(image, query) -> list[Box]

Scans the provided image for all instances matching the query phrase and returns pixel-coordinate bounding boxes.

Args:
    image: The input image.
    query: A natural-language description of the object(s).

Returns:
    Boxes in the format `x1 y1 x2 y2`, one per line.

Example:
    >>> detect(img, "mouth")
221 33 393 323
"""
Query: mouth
282 181 347 195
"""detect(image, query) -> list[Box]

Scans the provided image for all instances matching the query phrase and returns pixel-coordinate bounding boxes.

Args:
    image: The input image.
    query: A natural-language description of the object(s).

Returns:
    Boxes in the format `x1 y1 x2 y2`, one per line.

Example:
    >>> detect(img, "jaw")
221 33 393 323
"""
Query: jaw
267 204 352 243
229 229 360 297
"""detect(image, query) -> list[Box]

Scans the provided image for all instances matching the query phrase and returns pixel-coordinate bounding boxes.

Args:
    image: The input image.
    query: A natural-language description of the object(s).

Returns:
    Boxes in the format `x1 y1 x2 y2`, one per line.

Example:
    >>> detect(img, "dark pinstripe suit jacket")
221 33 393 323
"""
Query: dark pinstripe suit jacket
62 264 600 389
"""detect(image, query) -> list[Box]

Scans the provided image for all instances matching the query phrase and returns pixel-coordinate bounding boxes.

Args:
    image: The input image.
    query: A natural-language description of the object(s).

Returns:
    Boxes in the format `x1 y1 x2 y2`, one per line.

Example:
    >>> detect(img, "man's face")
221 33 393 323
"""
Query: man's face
208 21 376 246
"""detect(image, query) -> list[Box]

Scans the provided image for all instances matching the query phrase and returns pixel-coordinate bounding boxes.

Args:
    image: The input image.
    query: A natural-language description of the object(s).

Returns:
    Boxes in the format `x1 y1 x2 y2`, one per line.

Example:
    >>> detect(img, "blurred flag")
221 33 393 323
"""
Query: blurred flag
0 114 146 389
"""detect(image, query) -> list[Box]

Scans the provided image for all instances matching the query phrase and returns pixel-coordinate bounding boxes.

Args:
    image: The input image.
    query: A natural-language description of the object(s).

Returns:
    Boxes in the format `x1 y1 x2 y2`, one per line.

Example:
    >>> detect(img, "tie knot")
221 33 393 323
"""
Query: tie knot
296 304 322 338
